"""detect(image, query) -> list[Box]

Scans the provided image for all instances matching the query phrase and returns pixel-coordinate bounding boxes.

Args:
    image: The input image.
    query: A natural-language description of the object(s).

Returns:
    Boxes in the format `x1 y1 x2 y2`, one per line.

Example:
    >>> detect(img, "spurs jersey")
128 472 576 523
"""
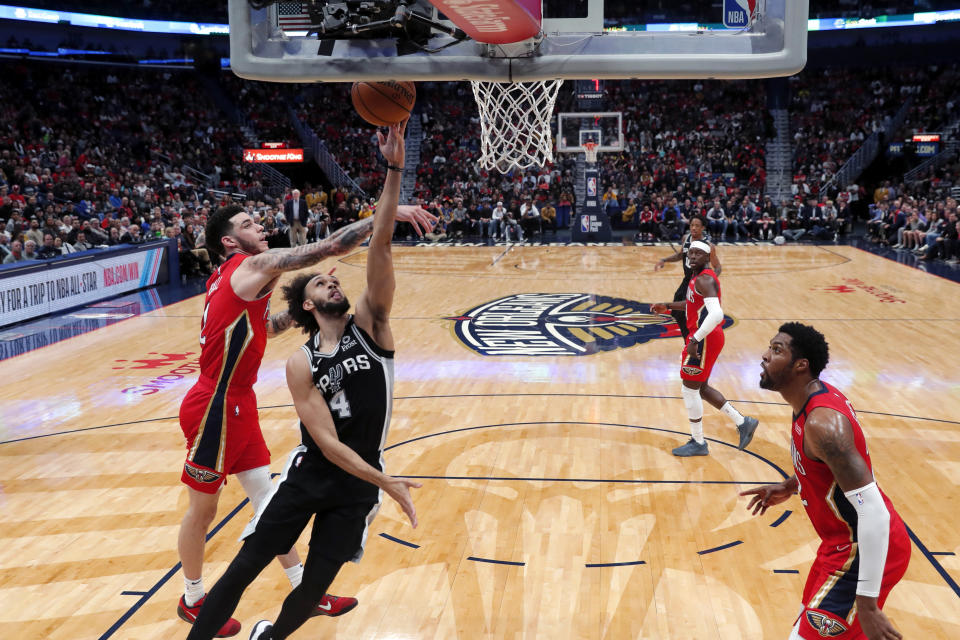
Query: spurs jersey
685 268 722 340
681 232 713 279
197 253 269 388
300 317 395 474
791 381 907 562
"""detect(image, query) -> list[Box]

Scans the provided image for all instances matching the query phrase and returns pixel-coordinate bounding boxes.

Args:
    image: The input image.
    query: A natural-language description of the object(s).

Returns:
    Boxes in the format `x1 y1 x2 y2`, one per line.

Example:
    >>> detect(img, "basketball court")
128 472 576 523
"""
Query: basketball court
1 0 958 638
1 243 958 639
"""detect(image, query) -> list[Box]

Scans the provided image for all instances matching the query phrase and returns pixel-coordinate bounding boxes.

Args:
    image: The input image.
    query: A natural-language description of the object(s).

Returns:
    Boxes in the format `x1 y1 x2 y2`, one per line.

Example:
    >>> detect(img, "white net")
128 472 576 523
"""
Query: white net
583 142 598 164
471 79 564 173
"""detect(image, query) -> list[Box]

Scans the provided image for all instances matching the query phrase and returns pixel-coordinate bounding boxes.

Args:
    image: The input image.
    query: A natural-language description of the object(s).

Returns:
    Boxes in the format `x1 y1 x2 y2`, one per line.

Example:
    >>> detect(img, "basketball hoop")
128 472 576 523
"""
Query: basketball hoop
583 141 599 164
471 79 564 173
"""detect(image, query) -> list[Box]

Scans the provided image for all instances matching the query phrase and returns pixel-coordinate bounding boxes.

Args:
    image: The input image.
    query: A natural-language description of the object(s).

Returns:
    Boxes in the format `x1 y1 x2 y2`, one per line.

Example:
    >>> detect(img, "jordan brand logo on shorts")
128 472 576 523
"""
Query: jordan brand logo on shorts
184 461 222 484
447 293 734 357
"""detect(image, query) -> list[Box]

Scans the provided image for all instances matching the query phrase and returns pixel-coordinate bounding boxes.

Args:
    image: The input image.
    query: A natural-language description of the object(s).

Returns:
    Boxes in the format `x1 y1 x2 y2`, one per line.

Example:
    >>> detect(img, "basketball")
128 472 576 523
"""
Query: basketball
350 81 416 126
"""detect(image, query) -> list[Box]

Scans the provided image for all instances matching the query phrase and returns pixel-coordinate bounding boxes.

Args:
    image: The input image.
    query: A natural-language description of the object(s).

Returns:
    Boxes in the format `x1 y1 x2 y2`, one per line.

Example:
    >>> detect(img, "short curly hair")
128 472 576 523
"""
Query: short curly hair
281 272 320 335
779 322 830 377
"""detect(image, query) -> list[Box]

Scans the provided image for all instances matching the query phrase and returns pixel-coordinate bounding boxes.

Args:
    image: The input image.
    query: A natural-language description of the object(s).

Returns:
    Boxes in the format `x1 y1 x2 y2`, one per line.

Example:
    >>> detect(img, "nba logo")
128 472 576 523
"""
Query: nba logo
580 215 590 232
723 0 757 28
587 177 597 197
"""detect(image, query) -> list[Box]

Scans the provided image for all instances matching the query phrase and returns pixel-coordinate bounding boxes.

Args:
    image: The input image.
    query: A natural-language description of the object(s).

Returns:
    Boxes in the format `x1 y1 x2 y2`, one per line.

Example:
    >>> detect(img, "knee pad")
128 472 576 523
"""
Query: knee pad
681 385 703 422
235 466 273 511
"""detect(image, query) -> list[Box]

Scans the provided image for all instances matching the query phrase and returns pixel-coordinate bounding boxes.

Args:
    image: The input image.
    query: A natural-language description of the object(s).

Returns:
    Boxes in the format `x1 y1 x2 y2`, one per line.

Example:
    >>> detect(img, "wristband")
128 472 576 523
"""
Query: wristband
387 165 404 172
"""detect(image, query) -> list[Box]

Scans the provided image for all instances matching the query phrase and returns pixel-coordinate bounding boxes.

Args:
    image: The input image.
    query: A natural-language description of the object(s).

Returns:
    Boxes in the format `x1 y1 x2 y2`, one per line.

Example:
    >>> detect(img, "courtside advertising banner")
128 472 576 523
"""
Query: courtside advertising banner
0 247 165 327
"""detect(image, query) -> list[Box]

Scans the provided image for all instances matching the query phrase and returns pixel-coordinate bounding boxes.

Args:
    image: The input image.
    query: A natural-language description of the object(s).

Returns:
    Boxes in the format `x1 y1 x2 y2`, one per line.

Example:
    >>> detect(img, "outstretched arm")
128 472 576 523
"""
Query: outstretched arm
286 352 420 527
654 234 687 270
230 217 377 301
248 216 376 275
354 121 433 349
234 200 433 302
358 122 404 324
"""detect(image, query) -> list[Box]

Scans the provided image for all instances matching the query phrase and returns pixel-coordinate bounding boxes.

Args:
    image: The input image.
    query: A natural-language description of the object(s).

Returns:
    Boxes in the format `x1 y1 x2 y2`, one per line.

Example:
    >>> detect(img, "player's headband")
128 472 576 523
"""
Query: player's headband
689 240 711 254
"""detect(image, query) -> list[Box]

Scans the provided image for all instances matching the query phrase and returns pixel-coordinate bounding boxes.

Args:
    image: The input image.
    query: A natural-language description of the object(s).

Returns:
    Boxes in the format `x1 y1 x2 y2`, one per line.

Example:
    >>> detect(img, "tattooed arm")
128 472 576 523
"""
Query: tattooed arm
230 217 375 301
251 217 376 275
265 310 294 338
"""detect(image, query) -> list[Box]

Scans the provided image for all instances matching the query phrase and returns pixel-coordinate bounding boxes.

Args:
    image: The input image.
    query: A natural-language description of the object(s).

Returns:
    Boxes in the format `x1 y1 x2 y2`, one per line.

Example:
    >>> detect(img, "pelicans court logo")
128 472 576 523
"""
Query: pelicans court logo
447 293 733 356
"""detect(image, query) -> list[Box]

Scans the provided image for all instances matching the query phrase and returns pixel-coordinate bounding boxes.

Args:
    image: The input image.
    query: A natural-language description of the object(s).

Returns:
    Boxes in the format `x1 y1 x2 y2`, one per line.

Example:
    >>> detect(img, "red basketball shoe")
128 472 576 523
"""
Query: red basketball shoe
177 594 242 638
311 594 358 617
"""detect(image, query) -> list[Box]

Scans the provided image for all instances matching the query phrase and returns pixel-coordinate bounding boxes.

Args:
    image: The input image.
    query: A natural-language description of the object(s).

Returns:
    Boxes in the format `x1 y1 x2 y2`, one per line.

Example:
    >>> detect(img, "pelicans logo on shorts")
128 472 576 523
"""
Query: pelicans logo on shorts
447 293 732 357
184 461 222 484
805 610 848 637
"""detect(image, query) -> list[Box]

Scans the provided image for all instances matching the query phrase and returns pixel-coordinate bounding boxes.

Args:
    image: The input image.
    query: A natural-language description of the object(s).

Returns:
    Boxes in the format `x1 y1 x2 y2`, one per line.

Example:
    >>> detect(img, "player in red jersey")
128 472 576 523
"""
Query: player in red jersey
742 323 910 639
177 122 435 637
652 241 758 456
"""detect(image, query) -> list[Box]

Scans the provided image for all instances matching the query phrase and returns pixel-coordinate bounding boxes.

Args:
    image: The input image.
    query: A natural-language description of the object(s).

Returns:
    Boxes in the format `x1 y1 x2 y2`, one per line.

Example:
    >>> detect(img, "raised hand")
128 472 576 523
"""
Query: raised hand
377 120 408 167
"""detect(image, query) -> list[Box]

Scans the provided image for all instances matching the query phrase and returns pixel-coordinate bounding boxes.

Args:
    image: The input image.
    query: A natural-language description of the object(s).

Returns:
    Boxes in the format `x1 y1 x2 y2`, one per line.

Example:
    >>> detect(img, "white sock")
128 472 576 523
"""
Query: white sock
721 402 744 426
690 420 705 445
184 577 205 606
285 563 304 588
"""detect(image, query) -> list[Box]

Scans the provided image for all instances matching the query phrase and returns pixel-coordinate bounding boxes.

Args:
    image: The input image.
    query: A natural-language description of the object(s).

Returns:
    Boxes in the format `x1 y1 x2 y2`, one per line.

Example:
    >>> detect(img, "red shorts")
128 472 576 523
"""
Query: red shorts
679 330 724 382
179 378 270 494
796 530 911 639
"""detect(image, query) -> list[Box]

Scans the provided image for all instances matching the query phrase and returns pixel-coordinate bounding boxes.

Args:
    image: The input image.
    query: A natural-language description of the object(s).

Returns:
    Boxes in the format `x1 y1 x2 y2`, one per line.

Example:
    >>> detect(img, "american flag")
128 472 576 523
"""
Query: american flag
277 2 314 30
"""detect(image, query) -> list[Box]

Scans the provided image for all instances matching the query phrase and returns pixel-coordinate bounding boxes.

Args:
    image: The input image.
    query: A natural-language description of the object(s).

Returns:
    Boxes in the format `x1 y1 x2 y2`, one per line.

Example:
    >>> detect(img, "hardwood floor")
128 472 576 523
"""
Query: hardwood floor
1 244 957 639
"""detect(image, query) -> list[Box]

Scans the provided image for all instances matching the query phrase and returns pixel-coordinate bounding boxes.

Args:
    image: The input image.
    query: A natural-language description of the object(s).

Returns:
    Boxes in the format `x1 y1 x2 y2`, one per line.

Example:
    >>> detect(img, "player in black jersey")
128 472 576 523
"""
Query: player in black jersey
653 215 721 340
187 121 423 640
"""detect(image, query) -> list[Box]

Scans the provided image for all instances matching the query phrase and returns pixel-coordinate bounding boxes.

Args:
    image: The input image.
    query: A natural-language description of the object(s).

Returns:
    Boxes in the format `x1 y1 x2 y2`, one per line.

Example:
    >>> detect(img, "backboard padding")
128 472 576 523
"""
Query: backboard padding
229 0 807 83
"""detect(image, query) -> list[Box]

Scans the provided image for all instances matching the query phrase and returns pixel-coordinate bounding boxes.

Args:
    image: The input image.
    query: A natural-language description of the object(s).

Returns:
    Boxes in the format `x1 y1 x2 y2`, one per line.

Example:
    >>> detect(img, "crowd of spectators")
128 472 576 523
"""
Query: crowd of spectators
3 58 960 274
863 177 960 263
0 61 278 275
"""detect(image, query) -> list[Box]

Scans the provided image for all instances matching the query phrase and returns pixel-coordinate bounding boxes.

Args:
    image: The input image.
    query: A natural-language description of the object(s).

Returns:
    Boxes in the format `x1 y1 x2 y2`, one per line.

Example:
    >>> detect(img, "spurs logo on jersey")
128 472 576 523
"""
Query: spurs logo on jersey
300 317 394 466
314 356 371 394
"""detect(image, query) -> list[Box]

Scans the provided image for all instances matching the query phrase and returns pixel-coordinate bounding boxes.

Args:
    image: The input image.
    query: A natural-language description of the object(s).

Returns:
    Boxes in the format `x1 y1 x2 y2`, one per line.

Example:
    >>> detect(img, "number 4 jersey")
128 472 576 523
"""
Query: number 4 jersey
300 317 395 475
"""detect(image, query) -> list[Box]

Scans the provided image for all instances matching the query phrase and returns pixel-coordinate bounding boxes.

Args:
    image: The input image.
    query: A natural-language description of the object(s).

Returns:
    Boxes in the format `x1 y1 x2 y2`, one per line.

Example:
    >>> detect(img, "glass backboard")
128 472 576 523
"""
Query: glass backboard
556 112 623 153
229 0 808 83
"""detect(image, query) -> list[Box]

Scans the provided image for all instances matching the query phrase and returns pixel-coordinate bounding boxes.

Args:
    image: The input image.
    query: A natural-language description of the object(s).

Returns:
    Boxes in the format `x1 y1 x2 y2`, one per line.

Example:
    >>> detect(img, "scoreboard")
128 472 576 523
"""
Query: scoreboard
575 79 605 109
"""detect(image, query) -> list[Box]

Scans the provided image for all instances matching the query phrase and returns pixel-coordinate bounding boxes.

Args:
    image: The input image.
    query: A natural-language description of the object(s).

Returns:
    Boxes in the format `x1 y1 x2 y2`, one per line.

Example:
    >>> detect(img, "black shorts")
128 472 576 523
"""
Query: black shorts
240 445 381 564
